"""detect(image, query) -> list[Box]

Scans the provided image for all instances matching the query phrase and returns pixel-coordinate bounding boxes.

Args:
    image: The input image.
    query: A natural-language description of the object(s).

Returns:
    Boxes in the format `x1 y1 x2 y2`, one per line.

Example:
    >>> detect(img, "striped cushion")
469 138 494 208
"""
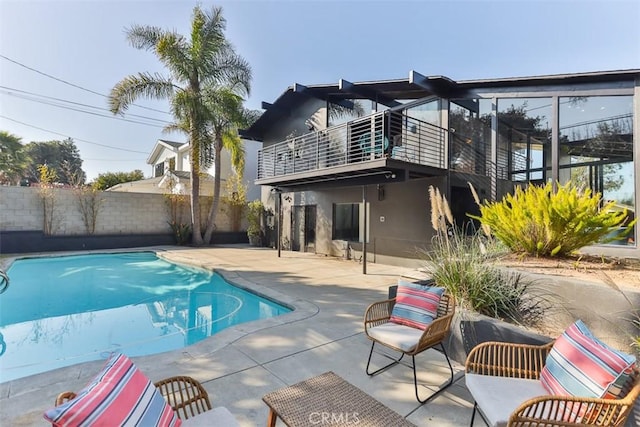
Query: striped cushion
44 353 181 427
541 320 636 400
389 281 444 330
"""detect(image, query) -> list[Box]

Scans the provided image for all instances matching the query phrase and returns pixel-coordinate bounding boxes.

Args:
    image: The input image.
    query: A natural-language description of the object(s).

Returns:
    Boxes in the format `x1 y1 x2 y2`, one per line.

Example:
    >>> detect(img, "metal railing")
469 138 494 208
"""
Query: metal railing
449 133 526 181
0 270 9 295
257 110 447 180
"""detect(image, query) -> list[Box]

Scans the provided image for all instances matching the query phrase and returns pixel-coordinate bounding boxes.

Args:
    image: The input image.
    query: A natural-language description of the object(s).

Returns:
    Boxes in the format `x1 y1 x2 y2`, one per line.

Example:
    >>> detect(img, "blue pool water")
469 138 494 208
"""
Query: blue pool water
0 252 290 382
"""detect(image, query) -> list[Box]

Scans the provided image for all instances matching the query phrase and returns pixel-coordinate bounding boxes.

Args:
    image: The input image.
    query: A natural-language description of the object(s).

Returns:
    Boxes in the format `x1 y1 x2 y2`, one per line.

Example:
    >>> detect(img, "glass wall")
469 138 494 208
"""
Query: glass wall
559 95 635 246
497 98 552 184
449 99 492 175
404 99 441 127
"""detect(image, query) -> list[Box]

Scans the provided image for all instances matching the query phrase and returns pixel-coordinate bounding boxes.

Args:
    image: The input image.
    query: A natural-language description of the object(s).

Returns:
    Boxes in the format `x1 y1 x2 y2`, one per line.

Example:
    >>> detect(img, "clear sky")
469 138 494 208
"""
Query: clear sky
1 0 638 182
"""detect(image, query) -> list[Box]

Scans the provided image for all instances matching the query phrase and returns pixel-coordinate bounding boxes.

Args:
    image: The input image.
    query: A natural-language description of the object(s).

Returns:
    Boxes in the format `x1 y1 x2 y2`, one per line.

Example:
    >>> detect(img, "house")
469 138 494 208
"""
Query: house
109 139 262 201
242 70 639 266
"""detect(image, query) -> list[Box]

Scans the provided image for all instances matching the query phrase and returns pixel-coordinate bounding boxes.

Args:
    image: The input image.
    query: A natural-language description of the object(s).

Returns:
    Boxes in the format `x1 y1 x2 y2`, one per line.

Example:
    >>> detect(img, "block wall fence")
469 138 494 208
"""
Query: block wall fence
0 187 246 252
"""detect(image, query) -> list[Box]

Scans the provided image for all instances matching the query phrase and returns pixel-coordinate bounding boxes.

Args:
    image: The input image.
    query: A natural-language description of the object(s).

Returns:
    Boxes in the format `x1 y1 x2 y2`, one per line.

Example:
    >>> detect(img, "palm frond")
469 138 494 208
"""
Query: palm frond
109 72 176 113
162 122 188 135
199 6 226 44
328 99 366 122
223 131 245 175
126 25 169 51
241 108 261 127
192 6 226 65
156 32 192 83
201 47 252 96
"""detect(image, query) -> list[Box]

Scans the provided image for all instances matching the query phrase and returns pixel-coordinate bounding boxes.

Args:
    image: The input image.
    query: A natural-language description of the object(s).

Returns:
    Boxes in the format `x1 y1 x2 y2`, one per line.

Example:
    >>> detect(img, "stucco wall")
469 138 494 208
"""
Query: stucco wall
0 186 236 235
265 176 447 264
262 98 327 144
243 139 262 202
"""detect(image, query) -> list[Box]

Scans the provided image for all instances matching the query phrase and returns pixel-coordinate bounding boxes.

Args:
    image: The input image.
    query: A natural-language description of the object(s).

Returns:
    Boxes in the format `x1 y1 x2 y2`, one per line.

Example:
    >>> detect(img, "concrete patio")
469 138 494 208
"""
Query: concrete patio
1 245 479 426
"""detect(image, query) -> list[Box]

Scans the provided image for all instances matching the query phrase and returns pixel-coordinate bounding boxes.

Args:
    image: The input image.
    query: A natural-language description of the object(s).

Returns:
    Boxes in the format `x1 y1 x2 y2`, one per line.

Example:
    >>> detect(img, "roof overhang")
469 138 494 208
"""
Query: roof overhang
243 69 640 141
242 74 448 140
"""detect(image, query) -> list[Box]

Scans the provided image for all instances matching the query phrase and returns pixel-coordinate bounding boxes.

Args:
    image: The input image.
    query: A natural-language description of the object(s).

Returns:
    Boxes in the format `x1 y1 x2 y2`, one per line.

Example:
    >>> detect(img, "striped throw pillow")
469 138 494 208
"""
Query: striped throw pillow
389 281 444 330
540 319 636 400
44 353 181 427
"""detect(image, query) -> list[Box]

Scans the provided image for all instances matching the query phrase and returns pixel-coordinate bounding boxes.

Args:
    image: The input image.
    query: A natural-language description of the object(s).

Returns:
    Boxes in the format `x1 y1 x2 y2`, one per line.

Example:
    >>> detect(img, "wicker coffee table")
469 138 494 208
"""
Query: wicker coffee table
262 371 415 426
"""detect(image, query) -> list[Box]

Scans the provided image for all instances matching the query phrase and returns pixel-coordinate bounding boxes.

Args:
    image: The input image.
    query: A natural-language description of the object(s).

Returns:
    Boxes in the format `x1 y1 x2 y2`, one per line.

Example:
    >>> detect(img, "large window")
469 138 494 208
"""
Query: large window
497 98 552 183
154 162 165 177
449 99 492 175
333 203 360 241
559 95 635 246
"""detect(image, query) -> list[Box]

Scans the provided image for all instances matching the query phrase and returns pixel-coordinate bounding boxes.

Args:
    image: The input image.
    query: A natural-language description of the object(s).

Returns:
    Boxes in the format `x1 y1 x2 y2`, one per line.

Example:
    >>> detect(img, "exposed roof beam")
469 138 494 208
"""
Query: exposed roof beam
338 78 401 108
409 70 459 98
293 83 308 93
261 101 289 115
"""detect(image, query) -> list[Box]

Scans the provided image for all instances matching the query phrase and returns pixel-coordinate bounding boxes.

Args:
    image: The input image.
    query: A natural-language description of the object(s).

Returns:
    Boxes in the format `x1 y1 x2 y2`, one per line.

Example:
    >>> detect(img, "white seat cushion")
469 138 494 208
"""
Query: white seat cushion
182 406 240 427
367 322 423 352
466 373 548 427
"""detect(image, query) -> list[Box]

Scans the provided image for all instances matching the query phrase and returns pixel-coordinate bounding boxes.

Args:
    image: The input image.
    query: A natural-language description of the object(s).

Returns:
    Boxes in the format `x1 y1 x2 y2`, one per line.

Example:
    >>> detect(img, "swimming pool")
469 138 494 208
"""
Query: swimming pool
0 252 290 383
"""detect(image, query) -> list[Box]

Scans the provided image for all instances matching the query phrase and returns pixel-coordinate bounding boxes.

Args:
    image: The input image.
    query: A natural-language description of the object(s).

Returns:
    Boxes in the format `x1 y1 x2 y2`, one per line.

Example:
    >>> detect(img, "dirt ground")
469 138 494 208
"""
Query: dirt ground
494 253 640 291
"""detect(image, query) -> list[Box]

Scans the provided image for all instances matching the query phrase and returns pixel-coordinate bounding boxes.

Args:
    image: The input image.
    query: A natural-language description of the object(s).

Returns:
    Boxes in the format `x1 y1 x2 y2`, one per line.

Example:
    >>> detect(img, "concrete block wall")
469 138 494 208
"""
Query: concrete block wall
0 186 43 231
0 186 236 235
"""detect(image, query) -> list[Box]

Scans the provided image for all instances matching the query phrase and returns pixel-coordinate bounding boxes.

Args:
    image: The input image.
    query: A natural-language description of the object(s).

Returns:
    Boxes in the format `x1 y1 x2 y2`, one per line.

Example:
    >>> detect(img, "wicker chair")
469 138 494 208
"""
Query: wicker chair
56 375 228 423
363 290 456 403
465 340 640 426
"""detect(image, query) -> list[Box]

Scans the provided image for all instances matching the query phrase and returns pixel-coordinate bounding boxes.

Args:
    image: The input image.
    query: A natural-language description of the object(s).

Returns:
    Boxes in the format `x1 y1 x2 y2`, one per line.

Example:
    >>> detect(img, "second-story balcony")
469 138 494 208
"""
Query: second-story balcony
256 110 448 189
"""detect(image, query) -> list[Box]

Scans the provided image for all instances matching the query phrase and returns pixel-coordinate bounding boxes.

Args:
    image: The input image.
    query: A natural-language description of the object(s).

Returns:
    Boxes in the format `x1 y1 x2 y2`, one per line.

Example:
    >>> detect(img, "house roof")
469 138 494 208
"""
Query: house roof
158 139 186 148
242 69 640 140
107 172 216 194
171 170 191 179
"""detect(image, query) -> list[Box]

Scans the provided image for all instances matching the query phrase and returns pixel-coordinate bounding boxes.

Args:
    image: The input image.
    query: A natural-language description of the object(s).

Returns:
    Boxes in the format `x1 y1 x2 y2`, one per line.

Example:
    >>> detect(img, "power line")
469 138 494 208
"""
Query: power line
1 89 167 128
84 158 147 162
0 53 173 116
0 114 150 154
0 85 171 124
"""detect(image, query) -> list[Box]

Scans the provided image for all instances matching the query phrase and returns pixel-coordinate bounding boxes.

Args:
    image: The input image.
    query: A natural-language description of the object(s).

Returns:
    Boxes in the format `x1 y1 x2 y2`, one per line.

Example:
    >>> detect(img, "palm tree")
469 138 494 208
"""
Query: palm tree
0 131 29 185
200 86 260 243
109 5 251 245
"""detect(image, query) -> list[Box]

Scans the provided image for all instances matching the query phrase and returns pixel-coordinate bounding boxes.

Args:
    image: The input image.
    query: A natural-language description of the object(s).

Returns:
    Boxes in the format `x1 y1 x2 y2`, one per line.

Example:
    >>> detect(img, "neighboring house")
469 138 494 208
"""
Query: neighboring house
106 171 215 195
242 70 639 265
109 138 262 201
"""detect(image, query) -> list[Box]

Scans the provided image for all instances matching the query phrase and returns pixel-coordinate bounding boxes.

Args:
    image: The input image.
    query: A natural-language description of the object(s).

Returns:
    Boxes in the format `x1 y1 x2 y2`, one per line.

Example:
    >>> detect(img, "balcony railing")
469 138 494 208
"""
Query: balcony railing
257 110 447 180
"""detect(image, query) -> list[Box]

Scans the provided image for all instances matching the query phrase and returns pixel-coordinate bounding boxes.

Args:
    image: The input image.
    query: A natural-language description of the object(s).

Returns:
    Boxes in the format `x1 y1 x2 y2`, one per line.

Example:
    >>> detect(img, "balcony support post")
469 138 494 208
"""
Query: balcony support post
362 185 367 275
277 190 282 258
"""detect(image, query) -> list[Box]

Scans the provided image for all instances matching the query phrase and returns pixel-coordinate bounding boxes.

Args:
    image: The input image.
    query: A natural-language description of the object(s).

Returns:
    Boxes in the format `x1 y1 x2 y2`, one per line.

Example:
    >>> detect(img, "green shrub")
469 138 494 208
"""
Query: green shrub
424 185 545 323
422 226 543 322
168 221 191 245
247 200 264 237
469 181 635 257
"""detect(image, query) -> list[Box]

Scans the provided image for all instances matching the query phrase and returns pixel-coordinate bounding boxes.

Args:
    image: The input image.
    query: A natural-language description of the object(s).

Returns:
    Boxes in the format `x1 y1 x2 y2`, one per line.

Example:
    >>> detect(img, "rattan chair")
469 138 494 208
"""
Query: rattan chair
56 375 212 420
363 290 456 403
465 340 640 426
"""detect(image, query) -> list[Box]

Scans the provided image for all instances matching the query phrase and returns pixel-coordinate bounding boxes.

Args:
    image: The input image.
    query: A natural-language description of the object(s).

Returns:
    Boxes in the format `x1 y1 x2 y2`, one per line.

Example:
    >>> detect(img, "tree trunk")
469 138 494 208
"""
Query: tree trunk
190 130 204 246
203 139 223 243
